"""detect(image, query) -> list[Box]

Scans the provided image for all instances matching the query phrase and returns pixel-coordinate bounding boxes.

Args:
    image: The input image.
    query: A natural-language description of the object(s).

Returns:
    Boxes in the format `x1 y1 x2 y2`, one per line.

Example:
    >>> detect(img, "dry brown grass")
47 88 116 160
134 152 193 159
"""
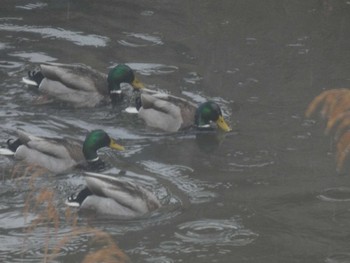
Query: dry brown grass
19 166 129 263
81 229 130 263
306 88 350 172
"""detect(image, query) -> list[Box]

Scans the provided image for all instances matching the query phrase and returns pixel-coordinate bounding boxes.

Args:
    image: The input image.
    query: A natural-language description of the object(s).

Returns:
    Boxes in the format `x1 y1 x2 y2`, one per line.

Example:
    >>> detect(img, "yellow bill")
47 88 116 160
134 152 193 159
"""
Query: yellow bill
216 116 232 132
109 139 125 151
132 78 145 89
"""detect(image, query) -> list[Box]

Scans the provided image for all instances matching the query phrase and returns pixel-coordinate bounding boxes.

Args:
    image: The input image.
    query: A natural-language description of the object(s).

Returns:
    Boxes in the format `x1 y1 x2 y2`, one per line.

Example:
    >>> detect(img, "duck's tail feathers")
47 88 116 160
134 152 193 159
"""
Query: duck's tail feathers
6 138 22 153
22 70 44 87
0 148 15 156
124 107 139 114
0 143 15 156
0 138 21 156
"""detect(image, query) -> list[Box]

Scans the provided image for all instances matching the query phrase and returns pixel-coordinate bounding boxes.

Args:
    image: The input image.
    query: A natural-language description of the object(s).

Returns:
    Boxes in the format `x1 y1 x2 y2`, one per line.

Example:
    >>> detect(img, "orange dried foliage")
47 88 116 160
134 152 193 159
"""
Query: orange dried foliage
305 89 349 118
306 88 350 172
82 229 129 263
22 174 129 263
336 131 350 171
9 157 129 263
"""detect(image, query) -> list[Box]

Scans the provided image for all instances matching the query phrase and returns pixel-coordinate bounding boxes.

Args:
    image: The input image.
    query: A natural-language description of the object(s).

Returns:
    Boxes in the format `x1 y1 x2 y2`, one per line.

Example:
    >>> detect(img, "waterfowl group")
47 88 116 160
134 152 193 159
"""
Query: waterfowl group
1 62 233 218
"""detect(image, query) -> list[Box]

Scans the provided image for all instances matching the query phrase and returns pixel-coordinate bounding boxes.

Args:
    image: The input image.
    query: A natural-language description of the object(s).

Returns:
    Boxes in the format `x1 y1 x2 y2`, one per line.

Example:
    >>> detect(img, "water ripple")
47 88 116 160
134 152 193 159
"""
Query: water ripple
118 32 163 47
0 24 109 47
121 63 178 76
141 160 217 204
0 61 23 69
183 72 203 85
134 218 258 260
317 187 350 202
174 218 258 246
9 51 57 63
16 2 48 10
226 150 275 172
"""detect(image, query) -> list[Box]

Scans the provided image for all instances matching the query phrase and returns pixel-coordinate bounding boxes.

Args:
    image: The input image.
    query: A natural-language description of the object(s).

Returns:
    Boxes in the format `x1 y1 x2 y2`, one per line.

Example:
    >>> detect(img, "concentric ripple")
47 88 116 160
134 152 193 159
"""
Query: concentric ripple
317 187 350 202
174 218 258 247
226 150 275 172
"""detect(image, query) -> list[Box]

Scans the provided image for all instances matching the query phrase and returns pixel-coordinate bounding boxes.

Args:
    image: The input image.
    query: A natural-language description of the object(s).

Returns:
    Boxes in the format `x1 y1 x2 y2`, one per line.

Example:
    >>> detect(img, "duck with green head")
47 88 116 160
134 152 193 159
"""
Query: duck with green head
1 129 124 173
22 63 144 107
134 93 231 132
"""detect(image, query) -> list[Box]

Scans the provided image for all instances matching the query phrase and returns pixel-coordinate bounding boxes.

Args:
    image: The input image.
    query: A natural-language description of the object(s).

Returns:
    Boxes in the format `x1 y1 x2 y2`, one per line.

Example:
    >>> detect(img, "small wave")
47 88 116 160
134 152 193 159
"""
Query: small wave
118 32 163 47
174 218 258 246
16 2 48 10
142 160 216 204
122 63 178 76
9 52 57 63
0 61 23 69
317 187 350 202
183 72 203 85
135 217 258 260
0 24 109 47
225 150 275 172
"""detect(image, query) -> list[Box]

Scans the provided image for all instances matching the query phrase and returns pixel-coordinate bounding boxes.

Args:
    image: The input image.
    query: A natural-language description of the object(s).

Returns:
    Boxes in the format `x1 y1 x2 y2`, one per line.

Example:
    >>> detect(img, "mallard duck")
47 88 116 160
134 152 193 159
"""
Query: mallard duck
132 93 231 132
1 129 124 173
22 63 144 107
66 172 161 218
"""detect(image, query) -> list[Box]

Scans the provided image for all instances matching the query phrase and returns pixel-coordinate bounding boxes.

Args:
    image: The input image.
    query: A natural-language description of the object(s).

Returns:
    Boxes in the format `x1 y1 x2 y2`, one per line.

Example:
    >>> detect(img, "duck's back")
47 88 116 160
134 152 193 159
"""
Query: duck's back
40 63 108 94
15 130 84 173
139 93 197 132
85 172 161 214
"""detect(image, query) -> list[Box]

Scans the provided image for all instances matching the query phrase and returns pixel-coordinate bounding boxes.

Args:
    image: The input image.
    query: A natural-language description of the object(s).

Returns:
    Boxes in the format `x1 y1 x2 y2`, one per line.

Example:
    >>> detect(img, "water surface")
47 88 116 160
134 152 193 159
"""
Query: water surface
1 0 350 262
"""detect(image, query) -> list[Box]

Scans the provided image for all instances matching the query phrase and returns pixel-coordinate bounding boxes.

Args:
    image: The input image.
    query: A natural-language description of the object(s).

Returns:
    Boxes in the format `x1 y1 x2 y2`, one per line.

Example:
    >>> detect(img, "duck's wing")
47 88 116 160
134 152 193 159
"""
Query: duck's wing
138 93 183 132
161 94 197 129
38 78 105 107
84 172 161 213
40 63 108 95
16 130 83 161
139 93 197 131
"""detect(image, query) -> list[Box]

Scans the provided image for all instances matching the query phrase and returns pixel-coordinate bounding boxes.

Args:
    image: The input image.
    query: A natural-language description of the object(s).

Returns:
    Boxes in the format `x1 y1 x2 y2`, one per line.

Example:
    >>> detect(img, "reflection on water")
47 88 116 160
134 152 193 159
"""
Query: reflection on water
9 52 57 63
118 32 164 47
0 24 109 47
117 63 178 76
15 2 48 10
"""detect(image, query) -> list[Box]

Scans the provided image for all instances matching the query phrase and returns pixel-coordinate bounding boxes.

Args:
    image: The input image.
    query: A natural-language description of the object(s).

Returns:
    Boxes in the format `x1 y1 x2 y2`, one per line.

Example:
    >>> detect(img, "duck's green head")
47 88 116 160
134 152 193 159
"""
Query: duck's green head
107 64 144 104
82 129 124 162
194 101 231 132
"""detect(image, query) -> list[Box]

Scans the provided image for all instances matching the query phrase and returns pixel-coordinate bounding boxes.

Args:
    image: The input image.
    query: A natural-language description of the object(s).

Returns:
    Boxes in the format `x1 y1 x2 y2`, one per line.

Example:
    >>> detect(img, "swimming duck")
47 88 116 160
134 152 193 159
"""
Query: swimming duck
132 93 231 132
22 63 144 107
1 129 124 173
66 172 161 218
